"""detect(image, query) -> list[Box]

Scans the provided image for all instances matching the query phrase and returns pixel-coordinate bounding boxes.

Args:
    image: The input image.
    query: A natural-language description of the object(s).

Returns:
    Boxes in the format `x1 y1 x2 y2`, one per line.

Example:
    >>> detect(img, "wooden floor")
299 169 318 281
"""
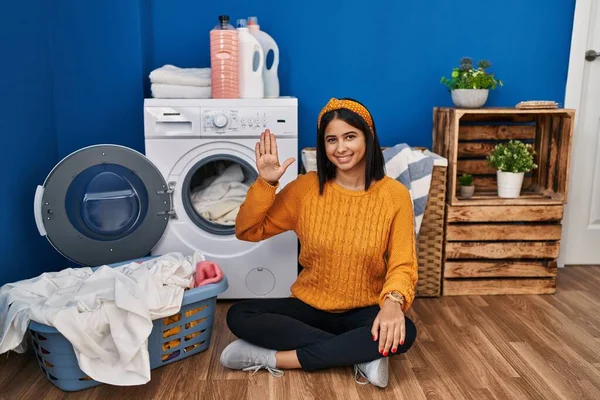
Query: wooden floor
2 266 600 399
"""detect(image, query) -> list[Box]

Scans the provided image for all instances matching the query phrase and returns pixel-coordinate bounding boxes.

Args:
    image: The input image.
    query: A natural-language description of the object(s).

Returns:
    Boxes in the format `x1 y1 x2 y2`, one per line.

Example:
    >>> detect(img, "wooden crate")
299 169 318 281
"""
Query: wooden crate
442 204 561 295
433 107 575 206
432 107 575 296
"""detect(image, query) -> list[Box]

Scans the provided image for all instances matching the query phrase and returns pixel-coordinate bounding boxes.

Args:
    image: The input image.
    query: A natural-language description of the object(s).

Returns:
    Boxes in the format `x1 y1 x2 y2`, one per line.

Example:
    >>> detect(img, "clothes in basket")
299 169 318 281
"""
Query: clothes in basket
0 253 228 392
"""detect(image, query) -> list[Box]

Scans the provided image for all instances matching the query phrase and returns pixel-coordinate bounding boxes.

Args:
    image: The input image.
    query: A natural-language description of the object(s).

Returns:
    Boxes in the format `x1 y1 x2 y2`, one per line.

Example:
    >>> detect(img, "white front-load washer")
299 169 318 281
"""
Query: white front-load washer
142 98 299 299
33 97 299 300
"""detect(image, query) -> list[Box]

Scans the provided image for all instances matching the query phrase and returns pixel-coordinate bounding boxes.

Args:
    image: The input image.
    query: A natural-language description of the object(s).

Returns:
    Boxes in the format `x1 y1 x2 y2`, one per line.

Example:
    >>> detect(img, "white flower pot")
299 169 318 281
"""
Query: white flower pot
497 171 524 198
451 89 489 108
460 185 475 198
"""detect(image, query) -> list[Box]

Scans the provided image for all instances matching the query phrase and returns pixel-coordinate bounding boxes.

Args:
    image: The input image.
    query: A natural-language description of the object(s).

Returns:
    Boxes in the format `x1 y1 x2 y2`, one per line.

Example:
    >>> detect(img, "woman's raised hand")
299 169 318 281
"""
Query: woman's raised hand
255 129 295 185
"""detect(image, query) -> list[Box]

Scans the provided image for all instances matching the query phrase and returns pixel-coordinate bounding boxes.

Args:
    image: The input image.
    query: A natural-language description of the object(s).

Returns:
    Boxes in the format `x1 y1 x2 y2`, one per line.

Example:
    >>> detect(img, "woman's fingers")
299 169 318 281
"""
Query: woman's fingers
379 326 388 354
371 317 380 341
259 131 266 155
384 324 394 355
400 319 406 346
264 129 271 154
255 142 261 162
270 131 279 158
280 157 295 173
391 324 400 354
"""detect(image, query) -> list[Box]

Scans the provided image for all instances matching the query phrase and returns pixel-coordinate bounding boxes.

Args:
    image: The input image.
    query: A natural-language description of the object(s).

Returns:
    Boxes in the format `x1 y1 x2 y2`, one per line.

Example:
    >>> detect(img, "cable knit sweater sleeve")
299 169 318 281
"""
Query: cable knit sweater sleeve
379 185 419 313
235 176 301 242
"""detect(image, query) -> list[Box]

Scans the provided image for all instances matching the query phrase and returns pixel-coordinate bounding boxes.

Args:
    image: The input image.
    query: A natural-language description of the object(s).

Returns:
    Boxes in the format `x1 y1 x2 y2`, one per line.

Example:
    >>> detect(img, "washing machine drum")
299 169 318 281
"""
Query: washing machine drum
34 145 172 267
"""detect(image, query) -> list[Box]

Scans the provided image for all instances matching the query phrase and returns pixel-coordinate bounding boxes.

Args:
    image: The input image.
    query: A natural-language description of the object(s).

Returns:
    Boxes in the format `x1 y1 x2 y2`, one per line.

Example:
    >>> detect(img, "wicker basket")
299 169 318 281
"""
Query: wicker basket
300 147 447 297
415 163 446 296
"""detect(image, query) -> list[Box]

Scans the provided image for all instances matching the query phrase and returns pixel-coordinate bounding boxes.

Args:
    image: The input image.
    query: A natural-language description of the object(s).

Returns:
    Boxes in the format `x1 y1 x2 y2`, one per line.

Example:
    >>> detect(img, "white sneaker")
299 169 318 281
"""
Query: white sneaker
354 357 389 388
220 339 284 377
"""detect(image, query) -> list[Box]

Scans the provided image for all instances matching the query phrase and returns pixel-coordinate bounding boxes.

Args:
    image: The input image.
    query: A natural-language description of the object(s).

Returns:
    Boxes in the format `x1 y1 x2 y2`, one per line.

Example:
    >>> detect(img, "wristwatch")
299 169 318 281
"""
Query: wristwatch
385 291 405 306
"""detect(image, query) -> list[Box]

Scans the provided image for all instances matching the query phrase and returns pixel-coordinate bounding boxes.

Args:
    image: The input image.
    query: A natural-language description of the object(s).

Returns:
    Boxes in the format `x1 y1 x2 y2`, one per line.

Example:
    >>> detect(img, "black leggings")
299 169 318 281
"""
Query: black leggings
226 298 417 372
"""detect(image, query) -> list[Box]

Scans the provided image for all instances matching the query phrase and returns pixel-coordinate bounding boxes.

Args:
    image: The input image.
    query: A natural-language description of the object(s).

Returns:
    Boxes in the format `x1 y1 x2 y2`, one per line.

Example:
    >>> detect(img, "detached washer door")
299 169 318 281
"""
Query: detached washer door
35 144 171 267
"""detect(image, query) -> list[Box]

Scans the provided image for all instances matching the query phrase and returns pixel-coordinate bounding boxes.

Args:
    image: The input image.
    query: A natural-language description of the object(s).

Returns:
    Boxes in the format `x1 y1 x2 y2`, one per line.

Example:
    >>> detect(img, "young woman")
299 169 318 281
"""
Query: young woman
220 98 418 388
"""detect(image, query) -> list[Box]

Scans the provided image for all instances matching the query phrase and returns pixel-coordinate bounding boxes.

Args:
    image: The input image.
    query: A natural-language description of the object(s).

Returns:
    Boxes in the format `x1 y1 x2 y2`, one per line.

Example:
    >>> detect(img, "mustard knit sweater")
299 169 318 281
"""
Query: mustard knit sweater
235 171 418 313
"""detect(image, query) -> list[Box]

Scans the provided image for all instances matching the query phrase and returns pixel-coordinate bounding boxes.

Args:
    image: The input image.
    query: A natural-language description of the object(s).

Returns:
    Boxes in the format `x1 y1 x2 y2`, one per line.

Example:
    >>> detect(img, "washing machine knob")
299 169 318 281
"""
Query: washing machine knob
213 114 228 128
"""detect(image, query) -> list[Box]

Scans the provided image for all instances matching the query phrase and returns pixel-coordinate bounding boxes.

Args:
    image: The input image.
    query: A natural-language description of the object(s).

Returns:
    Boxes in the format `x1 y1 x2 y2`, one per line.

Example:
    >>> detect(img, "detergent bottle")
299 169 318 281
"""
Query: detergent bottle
210 15 239 98
247 16 279 98
236 19 264 98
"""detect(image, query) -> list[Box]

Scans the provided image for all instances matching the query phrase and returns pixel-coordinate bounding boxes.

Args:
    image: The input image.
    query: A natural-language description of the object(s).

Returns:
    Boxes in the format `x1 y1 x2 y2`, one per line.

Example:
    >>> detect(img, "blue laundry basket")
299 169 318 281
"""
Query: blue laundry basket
27 257 228 392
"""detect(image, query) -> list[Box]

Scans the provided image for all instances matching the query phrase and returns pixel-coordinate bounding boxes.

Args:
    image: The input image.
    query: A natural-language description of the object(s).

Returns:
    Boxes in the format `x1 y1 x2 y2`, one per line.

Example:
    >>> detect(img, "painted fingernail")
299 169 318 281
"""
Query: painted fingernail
392 348 397 353
383 351 388 356
373 336 376 341
379 350 382 354
400 341 404 345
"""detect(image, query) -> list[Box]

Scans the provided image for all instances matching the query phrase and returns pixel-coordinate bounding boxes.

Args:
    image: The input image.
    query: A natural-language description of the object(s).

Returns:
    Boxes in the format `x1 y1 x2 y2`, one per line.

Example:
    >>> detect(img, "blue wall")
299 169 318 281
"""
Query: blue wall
150 0 576 151
51 0 146 157
0 0 63 285
0 0 576 285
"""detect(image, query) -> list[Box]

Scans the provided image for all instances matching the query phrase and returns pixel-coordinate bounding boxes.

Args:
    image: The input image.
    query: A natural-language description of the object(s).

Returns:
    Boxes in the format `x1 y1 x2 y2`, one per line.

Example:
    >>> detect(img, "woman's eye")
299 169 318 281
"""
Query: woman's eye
346 135 355 140
327 138 336 143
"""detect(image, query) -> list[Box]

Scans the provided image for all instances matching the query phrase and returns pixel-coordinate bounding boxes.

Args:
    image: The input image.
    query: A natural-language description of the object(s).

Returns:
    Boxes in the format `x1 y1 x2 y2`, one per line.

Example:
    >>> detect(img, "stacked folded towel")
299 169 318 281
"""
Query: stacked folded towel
150 64 212 99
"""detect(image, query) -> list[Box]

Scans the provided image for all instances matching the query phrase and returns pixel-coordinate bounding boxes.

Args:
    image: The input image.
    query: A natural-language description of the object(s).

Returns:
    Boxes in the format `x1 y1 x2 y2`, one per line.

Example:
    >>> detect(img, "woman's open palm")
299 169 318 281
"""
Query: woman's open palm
255 129 295 184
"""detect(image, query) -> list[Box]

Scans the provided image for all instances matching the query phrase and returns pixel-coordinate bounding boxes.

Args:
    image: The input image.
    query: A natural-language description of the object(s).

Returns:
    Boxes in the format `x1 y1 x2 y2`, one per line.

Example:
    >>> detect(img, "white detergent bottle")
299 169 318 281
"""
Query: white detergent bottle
247 16 279 98
237 19 264 98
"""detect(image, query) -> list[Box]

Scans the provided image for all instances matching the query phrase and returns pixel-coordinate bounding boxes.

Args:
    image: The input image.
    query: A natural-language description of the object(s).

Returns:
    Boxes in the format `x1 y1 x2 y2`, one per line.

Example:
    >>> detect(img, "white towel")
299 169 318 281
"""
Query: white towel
190 164 250 224
149 64 211 87
0 252 202 386
151 83 211 99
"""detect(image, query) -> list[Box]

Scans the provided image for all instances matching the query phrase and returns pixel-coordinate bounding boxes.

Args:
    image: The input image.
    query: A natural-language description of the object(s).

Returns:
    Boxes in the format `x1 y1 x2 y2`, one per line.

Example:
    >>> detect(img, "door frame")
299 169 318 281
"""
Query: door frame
561 0 594 266
564 0 593 118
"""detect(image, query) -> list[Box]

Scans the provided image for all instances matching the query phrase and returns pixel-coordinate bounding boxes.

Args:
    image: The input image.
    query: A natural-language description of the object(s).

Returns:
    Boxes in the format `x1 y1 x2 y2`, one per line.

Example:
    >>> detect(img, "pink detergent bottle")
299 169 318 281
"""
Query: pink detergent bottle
210 15 239 98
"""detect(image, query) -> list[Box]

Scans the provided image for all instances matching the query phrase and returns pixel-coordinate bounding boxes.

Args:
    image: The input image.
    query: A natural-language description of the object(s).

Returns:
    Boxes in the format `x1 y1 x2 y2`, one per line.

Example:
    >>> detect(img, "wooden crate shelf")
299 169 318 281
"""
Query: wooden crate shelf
433 107 574 296
442 204 562 296
433 107 575 206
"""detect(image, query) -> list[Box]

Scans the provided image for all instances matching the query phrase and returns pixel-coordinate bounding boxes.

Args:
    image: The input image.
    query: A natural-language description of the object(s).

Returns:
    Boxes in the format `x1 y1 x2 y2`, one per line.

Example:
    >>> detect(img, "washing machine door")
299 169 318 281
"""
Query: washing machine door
34 144 172 267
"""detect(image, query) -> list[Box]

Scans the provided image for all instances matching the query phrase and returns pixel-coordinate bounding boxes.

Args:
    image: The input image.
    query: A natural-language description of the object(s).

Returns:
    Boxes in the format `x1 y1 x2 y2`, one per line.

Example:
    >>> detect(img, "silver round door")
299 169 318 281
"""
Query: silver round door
34 145 172 266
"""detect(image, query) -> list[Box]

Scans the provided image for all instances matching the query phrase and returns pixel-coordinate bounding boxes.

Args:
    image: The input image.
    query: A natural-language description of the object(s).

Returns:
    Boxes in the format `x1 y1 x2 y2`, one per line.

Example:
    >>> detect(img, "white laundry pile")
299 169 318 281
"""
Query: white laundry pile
0 252 203 386
150 64 211 99
190 163 250 225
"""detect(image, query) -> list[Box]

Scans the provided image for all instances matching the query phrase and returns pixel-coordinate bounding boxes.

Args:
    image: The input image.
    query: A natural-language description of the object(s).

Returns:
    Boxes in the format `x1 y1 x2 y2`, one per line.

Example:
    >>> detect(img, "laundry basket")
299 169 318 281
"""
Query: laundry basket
27 257 229 392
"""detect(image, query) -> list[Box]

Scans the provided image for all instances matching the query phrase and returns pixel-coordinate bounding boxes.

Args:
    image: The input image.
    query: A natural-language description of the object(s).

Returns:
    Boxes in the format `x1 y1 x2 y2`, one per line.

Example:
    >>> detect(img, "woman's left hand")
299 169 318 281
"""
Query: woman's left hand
371 299 405 356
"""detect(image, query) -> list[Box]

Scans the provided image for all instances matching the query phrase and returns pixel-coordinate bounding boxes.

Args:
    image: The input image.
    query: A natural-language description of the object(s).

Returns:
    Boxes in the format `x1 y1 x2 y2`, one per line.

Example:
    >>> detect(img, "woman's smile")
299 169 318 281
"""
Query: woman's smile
335 154 353 164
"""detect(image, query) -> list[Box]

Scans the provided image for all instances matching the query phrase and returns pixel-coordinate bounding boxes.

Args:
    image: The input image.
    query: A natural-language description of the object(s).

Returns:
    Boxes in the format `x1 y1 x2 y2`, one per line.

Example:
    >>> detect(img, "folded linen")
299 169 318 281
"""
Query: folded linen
149 64 211 87
151 83 211 99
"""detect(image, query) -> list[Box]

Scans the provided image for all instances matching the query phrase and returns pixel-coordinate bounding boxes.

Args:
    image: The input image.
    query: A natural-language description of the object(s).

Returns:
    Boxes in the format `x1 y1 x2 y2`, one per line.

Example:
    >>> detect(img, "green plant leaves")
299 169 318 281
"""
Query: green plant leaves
459 173 473 186
441 57 502 90
487 140 538 173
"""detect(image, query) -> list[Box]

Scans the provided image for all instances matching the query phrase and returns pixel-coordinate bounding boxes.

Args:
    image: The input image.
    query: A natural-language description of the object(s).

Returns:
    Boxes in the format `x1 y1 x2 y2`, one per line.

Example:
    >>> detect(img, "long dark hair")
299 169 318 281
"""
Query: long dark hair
316 98 385 194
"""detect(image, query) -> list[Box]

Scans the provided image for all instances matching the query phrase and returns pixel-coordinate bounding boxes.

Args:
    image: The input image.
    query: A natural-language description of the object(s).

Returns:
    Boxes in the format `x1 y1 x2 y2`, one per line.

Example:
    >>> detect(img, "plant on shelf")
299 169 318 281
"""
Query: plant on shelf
441 57 503 108
487 140 537 198
458 173 474 198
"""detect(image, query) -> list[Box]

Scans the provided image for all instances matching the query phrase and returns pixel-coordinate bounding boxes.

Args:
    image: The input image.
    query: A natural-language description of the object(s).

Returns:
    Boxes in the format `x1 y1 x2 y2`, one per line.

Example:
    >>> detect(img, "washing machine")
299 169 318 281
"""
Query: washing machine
33 97 299 300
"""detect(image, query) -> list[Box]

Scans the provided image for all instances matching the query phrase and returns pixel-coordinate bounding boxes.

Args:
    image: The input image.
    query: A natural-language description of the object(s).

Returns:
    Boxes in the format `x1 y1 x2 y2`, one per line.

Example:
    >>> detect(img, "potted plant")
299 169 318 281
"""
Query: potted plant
458 173 474 198
441 57 503 108
487 140 537 198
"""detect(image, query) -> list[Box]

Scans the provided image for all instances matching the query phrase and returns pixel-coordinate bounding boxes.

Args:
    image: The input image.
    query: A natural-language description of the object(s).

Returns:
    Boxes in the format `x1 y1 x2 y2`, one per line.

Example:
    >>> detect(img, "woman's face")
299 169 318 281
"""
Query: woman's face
324 118 367 173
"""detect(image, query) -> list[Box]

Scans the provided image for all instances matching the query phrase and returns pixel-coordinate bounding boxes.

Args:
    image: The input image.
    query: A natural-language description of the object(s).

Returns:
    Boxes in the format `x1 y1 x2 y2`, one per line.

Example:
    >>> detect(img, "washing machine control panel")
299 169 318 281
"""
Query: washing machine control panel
201 107 297 136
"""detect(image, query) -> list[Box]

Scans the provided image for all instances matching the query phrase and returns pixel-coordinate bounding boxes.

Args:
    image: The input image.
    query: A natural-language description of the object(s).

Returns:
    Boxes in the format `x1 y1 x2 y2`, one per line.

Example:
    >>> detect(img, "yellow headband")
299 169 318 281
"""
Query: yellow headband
317 98 374 131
